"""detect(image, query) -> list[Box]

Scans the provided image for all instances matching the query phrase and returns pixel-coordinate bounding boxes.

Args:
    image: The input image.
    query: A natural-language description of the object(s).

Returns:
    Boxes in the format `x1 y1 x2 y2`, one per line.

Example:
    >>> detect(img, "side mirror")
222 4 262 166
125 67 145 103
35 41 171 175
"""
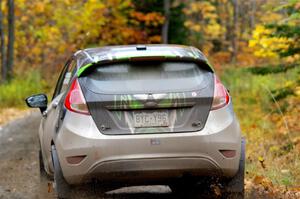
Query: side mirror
25 94 48 113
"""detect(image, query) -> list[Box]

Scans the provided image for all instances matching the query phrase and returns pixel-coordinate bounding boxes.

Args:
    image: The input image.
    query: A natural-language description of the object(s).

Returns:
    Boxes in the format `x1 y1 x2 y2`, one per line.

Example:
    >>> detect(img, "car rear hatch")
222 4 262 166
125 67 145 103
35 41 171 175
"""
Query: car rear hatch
78 61 214 135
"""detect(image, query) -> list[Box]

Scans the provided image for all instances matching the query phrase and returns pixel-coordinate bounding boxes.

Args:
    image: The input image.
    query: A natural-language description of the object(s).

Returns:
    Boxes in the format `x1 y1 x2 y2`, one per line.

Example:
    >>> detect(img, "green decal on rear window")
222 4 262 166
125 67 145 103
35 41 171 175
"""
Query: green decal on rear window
77 63 94 77
206 61 214 71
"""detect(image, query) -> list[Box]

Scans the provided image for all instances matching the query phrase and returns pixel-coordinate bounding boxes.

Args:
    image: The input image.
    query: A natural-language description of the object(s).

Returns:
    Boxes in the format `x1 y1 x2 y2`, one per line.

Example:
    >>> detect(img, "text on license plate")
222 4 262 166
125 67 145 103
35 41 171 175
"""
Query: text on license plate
133 111 169 128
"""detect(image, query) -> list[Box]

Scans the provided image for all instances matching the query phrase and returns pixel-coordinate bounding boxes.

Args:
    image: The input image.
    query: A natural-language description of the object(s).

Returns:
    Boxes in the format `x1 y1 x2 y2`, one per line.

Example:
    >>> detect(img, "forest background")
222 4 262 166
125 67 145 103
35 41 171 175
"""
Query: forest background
0 0 299 195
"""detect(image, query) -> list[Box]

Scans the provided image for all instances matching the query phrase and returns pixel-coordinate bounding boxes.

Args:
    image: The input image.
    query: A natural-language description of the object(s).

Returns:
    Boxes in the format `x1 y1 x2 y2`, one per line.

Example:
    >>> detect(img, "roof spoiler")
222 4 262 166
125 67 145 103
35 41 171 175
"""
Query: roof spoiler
77 56 214 77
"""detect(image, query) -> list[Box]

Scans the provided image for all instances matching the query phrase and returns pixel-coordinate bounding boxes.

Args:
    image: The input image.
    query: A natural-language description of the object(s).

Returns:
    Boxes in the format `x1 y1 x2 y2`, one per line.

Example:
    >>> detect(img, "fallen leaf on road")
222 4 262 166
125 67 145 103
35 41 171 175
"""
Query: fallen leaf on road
253 175 273 189
211 184 222 197
47 182 53 193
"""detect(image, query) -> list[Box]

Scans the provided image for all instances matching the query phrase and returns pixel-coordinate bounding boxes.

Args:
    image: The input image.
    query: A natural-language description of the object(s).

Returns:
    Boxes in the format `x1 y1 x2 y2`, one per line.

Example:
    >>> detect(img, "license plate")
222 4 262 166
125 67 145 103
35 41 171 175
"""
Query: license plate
133 110 169 128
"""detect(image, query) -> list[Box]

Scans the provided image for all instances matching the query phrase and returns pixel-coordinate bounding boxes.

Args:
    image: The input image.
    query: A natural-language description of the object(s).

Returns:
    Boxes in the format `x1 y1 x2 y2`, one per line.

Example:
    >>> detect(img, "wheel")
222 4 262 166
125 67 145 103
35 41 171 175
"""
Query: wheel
51 145 71 199
51 145 107 198
39 148 53 180
39 149 49 180
38 148 56 198
222 138 245 199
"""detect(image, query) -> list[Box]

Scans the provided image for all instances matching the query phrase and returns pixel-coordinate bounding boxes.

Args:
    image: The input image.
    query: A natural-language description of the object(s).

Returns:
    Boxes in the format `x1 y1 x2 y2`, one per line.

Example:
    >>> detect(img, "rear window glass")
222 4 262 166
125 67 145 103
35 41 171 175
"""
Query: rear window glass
81 61 211 94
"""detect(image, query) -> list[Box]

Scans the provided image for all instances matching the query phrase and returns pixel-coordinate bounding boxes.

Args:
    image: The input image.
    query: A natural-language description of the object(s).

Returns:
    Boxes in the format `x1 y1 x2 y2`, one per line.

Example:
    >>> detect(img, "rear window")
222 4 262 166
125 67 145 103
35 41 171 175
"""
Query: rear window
81 61 211 94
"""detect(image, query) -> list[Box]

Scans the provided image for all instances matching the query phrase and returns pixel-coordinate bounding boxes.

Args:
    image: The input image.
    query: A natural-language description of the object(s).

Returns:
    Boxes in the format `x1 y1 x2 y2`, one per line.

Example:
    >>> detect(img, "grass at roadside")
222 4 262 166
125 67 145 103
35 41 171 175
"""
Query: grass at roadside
0 71 51 109
0 71 53 126
220 65 300 187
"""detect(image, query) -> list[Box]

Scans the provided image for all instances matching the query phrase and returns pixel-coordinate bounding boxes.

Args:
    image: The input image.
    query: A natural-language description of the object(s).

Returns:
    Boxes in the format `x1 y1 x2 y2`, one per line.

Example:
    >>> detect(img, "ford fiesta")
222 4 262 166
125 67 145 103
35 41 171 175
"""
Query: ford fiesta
26 45 245 199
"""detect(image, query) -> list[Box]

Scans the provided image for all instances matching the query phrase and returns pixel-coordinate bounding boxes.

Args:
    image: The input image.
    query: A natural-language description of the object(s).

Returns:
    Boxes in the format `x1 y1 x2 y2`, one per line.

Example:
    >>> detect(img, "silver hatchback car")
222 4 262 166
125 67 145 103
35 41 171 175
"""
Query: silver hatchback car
26 45 244 198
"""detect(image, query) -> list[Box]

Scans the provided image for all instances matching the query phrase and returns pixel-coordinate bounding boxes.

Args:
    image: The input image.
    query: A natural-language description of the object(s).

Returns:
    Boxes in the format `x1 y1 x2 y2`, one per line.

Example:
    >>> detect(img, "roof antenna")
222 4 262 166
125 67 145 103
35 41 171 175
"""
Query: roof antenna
136 45 147 50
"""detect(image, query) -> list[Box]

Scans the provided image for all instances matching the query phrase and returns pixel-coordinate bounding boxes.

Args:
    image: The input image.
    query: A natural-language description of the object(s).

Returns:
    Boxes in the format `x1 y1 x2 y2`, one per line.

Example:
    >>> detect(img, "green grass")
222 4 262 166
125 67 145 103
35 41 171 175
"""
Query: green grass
0 71 50 109
220 64 300 187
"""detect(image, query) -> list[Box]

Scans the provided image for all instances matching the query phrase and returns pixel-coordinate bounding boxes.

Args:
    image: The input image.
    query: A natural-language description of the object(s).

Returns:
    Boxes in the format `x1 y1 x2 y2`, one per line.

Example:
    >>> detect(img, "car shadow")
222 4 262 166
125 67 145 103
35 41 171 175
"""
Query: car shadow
101 185 216 199
104 193 216 199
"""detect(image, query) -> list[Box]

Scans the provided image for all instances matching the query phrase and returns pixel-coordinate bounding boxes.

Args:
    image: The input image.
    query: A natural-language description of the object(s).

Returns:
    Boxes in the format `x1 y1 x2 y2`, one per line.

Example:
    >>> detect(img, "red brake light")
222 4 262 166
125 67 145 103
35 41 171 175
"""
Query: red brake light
65 79 90 115
211 75 229 110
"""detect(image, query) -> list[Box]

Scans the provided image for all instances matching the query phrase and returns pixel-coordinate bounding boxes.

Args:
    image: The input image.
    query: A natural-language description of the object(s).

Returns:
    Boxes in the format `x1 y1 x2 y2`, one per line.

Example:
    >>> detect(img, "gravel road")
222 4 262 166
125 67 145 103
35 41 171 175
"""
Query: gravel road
0 112 214 199
1 112 298 199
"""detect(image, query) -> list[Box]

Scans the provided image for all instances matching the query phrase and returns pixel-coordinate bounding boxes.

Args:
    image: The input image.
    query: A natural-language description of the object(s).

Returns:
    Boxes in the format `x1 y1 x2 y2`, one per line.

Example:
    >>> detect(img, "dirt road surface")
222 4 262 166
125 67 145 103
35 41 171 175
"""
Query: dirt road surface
0 112 203 199
0 112 299 199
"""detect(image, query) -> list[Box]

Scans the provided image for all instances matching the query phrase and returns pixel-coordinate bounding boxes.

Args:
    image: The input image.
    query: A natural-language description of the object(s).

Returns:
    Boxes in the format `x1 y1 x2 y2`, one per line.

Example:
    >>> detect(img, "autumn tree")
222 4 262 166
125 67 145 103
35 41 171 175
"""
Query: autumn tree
0 0 14 82
168 1 188 45
269 1 300 59
3 0 294 81
13 0 140 77
231 0 238 63
249 0 300 63
6 0 14 79
131 0 188 45
183 1 223 55
0 0 6 82
131 0 164 43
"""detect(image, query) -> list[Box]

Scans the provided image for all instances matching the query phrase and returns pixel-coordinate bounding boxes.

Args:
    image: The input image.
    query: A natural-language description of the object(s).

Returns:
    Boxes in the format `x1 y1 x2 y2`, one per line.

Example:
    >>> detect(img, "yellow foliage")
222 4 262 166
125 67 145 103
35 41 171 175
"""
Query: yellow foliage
12 0 151 75
34 2 45 13
183 1 223 52
295 87 300 96
204 23 223 39
249 25 293 58
11 0 165 77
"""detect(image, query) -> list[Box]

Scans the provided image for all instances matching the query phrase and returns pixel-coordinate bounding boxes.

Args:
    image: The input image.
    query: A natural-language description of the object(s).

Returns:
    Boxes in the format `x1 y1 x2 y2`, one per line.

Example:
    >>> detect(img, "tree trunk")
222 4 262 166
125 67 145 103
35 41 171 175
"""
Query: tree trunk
162 0 170 44
231 0 238 63
239 1 246 39
215 0 225 50
6 0 14 79
250 0 256 29
224 2 231 48
0 0 7 82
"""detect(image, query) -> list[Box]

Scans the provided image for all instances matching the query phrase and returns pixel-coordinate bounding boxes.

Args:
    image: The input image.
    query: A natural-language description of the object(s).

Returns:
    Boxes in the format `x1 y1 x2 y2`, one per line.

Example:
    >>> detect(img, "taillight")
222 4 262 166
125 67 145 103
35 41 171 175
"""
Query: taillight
211 75 229 110
65 79 90 115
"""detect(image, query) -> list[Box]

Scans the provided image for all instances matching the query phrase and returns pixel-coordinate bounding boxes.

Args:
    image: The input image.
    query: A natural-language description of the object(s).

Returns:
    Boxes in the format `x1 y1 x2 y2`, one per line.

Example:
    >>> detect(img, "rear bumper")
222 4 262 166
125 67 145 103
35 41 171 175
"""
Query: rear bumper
54 102 241 185
83 157 221 184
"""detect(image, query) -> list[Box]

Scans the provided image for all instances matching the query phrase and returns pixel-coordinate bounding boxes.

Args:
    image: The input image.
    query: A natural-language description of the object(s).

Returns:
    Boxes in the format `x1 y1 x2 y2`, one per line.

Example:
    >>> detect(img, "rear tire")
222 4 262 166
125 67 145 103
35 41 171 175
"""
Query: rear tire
51 145 71 199
39 149 49 180
39 149 44 171
51 145 102 198
39 148 53 180
222 138 245 199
